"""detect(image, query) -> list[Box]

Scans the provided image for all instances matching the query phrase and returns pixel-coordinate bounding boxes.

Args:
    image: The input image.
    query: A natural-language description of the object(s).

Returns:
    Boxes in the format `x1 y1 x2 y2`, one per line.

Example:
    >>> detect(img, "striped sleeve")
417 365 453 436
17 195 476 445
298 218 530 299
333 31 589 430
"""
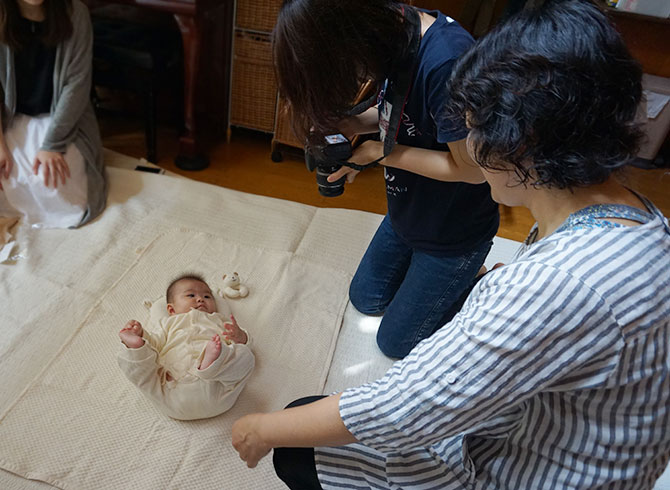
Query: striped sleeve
339 260 625 452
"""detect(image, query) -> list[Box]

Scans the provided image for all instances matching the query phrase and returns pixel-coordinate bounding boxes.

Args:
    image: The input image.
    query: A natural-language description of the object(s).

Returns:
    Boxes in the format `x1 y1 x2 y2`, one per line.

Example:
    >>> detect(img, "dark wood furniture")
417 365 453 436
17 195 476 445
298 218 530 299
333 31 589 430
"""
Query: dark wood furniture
86 0 234 170
91 9 183 163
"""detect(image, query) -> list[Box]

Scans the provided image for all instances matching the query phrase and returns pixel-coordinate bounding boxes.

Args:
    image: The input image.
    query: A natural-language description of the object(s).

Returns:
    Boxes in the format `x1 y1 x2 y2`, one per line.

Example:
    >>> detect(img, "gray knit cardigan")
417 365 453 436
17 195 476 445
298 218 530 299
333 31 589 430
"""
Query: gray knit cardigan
0 0 107 226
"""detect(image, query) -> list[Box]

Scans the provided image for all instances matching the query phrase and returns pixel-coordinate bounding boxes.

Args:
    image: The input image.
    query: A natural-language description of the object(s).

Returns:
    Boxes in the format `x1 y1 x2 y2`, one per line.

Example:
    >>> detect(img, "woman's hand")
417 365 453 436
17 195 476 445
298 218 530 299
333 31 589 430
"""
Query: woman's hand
0 141 13 190
327 140 383 184
232 413 272 468
33 150 70 188
327 166 360 184
232 395 355 469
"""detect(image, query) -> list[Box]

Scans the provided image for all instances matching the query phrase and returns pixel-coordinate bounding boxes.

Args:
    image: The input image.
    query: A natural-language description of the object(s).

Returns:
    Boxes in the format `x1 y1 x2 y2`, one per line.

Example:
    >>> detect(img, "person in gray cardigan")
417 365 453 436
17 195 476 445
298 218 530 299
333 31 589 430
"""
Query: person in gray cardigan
0 0 106 227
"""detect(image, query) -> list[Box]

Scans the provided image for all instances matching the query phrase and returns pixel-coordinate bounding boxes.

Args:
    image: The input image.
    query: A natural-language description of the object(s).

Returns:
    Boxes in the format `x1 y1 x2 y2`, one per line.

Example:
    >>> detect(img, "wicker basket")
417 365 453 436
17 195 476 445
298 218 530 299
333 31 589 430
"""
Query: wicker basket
236 0 282 32
230 30 277 132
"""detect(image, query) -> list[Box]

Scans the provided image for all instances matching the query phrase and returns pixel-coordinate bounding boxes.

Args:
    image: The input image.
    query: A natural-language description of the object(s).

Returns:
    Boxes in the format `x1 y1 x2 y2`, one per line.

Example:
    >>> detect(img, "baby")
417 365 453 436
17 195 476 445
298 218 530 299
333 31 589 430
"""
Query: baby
117 274 255 420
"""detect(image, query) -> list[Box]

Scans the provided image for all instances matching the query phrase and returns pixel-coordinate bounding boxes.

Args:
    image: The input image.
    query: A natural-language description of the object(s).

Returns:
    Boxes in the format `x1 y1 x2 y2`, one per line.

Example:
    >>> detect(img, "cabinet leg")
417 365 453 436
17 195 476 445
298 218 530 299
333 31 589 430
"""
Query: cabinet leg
271 150 283 162
271 140 283 162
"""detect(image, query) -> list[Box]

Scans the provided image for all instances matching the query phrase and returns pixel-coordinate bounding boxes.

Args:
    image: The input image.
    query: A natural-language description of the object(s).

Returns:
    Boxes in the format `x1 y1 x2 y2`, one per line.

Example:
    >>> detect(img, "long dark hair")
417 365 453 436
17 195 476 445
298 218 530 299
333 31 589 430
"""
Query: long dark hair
272 0 413 138
448 0 643 189
0 0 73 50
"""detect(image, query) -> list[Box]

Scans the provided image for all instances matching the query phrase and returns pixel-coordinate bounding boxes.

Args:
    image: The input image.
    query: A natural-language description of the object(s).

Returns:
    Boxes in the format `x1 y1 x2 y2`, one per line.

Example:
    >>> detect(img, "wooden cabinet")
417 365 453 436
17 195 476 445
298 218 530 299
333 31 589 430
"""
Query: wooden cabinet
604 3 670 160
606 7 670 78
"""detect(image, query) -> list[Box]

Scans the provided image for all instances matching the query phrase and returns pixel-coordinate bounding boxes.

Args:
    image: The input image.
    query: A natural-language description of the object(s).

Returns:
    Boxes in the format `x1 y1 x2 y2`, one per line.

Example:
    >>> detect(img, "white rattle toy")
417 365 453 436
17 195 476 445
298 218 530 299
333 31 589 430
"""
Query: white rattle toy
221 272 249 298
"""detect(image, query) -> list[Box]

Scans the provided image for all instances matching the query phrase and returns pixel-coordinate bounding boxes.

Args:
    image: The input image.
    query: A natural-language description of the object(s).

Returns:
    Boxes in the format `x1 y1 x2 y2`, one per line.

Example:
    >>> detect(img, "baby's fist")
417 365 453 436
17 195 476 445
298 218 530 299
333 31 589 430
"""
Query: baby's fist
119 320 144 348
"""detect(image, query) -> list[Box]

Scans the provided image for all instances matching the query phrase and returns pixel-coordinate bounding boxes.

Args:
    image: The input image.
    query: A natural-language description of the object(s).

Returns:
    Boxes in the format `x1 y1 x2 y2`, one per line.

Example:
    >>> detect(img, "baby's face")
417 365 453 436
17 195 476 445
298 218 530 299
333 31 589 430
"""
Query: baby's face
168 279 218 315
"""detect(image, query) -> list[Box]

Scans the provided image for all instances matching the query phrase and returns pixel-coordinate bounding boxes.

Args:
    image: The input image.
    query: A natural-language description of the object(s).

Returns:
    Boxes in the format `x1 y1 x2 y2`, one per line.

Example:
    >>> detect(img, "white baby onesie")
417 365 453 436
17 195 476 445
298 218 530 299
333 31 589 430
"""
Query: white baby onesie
117 309 255 420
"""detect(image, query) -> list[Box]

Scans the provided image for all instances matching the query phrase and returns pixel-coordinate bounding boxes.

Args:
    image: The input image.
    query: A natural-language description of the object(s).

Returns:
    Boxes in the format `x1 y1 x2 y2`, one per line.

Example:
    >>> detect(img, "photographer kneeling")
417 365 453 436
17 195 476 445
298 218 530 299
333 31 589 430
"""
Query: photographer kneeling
273 0 499 359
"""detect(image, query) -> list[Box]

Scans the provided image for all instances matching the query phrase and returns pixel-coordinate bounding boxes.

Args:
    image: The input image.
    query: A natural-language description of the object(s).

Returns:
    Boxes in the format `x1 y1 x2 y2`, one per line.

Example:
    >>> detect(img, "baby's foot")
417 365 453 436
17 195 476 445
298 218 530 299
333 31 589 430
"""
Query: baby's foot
119 321 144 349
199 334 222 370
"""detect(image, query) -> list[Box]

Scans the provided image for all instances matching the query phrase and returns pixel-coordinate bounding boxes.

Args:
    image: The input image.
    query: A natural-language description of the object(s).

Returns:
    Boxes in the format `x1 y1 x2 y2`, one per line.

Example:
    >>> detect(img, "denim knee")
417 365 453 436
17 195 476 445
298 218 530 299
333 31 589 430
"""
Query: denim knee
375 328 409 359
349 280 386 315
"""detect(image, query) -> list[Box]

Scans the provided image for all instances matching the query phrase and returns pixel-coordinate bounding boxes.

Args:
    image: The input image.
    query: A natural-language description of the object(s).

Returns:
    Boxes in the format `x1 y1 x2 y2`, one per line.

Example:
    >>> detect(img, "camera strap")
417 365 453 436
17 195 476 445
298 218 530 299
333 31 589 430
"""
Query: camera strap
337 6 422 172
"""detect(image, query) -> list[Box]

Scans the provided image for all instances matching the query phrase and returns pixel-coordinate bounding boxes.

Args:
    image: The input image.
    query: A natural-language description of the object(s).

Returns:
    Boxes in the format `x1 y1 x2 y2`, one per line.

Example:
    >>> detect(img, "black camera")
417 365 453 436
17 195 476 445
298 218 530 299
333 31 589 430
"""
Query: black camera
305 133 352 197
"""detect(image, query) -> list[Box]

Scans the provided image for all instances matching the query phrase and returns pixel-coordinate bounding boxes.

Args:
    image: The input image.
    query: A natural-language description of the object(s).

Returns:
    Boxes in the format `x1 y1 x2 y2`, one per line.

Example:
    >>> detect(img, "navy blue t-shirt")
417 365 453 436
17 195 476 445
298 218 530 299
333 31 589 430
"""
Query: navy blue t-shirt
380 11 499 255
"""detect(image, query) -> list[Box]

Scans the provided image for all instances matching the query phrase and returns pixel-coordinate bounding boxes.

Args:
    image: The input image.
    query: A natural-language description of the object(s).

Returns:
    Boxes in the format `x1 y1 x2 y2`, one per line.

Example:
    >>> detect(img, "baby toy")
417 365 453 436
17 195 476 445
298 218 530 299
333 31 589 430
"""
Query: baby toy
221 272 249 298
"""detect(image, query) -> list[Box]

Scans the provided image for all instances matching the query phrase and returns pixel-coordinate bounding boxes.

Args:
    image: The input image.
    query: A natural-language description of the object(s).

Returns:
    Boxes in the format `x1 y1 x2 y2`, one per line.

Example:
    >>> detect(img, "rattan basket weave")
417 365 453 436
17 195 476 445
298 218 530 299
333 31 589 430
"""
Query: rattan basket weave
236 0 282 32
230 30 277 132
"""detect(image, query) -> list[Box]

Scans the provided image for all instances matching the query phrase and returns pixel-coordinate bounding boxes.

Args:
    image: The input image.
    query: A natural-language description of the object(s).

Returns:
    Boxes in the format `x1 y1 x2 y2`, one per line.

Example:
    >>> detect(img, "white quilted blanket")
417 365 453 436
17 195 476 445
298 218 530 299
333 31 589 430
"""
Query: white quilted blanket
0 228 350 489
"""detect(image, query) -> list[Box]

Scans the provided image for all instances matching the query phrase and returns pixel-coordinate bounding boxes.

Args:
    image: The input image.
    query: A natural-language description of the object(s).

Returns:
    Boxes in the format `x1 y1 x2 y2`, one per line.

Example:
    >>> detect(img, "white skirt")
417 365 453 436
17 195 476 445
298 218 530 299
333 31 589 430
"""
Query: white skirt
0 113 87 228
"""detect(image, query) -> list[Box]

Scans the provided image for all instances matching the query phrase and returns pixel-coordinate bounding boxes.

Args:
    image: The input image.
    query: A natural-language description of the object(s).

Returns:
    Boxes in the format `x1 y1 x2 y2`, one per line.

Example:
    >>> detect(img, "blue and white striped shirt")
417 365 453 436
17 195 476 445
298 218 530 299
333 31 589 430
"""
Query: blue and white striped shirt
316 200 670 489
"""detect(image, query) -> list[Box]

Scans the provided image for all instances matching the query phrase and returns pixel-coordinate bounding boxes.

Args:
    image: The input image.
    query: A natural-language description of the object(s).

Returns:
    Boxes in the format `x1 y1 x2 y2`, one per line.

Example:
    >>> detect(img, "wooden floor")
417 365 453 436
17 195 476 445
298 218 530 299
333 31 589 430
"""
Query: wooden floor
99 115 670 243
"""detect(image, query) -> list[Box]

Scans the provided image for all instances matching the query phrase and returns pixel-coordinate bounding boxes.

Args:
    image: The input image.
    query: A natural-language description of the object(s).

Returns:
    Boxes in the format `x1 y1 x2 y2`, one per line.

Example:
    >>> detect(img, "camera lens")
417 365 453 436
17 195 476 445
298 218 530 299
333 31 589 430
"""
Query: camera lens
305 133 351 197
316 164 345 197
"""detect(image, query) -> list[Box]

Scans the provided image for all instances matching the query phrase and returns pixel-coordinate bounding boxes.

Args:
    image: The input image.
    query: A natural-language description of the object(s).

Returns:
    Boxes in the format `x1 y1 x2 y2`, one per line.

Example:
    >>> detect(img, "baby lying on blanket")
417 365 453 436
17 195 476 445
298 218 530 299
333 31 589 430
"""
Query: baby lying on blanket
117 275 255 420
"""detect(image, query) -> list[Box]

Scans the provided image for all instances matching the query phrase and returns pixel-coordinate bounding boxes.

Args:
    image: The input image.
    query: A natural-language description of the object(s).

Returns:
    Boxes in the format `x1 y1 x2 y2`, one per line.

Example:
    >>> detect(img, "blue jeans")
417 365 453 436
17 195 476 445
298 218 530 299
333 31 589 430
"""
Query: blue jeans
350 215 492 359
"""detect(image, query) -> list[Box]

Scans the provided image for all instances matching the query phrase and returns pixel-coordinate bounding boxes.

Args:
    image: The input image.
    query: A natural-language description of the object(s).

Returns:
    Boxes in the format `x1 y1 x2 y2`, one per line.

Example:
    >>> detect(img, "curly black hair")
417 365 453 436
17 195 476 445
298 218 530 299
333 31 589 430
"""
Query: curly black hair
447 0 643 190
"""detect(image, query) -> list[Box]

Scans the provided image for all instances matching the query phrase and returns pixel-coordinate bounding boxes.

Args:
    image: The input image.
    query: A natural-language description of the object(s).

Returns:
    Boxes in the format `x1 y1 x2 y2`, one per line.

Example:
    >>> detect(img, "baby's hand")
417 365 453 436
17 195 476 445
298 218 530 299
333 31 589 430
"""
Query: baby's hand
223 315 248 344
119 320 144 349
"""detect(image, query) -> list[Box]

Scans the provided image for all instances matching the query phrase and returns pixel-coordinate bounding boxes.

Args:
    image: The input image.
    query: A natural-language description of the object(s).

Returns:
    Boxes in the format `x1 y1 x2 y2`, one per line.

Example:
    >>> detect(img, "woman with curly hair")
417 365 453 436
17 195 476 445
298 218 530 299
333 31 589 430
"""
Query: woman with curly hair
232 1 670 488
0 0 106 228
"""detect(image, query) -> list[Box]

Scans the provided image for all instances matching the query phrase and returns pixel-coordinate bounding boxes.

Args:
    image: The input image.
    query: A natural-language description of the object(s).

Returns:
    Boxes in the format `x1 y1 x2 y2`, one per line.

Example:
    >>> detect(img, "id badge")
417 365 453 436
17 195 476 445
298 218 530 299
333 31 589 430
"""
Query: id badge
379 99 392 143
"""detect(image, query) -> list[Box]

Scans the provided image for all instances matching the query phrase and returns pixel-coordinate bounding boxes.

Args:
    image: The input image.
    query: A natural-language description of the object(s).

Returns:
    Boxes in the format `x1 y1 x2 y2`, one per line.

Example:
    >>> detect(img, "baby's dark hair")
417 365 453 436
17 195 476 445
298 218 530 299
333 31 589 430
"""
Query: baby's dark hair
166 274 208 303
447 0 642 190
